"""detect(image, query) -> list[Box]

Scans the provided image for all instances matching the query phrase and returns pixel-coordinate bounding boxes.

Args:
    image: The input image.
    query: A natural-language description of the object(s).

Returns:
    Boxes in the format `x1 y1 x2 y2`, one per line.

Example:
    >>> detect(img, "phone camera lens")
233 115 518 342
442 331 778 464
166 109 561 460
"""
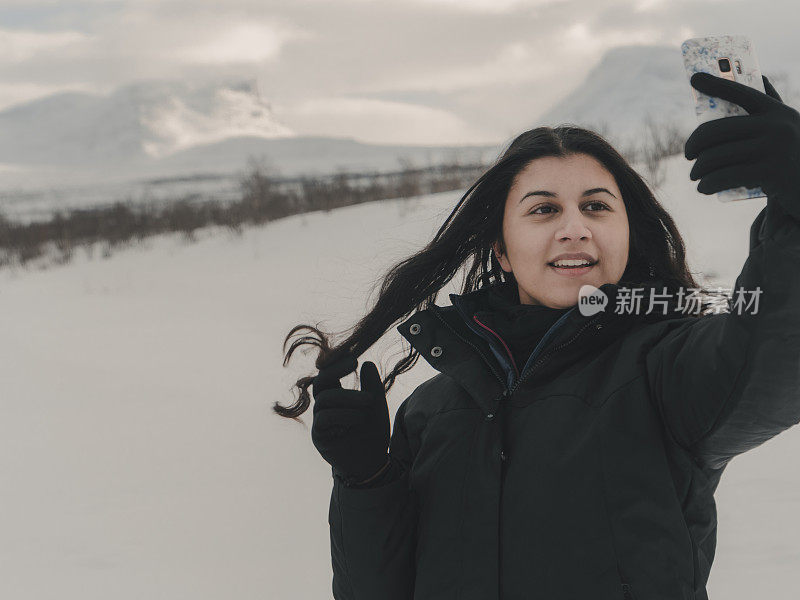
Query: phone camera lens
718 58 731 73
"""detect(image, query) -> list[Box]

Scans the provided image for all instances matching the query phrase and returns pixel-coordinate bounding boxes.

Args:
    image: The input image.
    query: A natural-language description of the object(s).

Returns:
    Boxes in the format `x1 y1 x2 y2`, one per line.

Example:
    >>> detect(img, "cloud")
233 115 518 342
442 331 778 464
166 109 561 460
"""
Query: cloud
562 21 677 53
275 96 500 145
355 41 553 93
0 0 797 146
91 5 309 68
0 27 90 63
410 0 568 13
0 81 98 111
632 0 666 11
172 21 309 66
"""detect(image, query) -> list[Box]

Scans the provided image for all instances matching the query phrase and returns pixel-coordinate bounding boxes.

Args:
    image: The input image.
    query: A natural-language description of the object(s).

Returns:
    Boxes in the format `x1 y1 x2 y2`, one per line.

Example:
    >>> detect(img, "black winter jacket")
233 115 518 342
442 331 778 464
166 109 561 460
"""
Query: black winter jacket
327 200 800 600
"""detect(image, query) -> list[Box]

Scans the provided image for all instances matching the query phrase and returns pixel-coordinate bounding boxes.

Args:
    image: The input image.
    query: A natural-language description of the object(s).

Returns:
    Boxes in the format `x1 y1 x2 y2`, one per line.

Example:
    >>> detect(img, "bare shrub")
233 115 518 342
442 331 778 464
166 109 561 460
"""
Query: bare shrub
240 156 293 224
395 157 422 199
0 158 492 270
637 113 685 190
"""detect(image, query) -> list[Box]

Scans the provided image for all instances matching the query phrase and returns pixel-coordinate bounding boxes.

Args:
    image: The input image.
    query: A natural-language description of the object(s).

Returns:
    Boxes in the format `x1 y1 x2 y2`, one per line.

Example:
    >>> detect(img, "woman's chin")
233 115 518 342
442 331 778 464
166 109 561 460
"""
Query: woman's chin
539 288 585 308
548 274 601 302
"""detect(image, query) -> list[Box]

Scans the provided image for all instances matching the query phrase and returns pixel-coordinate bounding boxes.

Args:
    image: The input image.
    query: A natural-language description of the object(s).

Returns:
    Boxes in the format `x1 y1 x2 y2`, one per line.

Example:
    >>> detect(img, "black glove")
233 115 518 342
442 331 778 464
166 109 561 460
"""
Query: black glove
685 72 800 222
311 353 390 486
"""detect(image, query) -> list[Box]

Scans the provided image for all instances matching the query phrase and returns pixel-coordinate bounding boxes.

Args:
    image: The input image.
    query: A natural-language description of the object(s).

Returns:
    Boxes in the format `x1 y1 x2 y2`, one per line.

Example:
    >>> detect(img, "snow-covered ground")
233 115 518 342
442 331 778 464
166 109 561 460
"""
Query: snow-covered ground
2 153 799 599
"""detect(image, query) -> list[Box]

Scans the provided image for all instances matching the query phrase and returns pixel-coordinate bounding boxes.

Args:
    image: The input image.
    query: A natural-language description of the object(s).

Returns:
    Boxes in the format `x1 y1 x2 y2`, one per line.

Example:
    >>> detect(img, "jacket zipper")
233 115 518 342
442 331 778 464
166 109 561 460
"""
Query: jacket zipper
472 314 520 380
500 313 603 600
507 313 604 397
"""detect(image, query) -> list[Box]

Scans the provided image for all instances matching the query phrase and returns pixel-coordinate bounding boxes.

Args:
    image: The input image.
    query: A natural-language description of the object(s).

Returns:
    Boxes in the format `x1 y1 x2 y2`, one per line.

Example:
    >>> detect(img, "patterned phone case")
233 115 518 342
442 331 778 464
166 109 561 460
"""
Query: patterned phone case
680 35 767 202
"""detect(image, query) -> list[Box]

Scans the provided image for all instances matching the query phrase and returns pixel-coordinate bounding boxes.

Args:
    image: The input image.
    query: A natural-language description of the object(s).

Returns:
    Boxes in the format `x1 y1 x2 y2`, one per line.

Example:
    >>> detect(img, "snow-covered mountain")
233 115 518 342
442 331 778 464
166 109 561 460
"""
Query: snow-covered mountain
0 79 293 167
0 77 499 195
535 45 698 151
135 79 294 158
535 44 794 154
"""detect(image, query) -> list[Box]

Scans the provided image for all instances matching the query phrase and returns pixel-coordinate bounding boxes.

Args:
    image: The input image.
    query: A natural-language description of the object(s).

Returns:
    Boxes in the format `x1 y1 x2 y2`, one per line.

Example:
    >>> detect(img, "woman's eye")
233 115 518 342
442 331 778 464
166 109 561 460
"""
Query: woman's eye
529 202 608 215
530 205 555 215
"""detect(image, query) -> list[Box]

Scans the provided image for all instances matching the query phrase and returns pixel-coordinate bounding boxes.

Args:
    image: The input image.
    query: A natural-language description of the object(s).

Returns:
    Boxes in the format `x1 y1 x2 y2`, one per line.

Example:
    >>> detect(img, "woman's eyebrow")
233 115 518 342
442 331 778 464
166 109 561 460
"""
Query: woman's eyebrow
519 188 617 203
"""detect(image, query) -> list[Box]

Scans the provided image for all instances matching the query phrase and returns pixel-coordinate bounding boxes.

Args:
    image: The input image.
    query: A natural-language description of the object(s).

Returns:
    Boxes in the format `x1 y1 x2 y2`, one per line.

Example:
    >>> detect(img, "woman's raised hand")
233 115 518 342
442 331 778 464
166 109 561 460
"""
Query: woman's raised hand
685 72 800 221
311 353 391 484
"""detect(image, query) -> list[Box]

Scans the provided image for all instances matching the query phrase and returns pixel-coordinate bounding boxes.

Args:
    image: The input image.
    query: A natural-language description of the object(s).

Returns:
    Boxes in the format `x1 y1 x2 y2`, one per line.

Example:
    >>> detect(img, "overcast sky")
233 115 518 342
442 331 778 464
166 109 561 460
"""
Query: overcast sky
0 0 798 145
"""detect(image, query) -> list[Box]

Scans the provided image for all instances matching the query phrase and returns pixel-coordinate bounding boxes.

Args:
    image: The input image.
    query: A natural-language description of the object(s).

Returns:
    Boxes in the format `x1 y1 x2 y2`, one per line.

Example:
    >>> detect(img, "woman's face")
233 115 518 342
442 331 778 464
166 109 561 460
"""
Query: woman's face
492 153 630 308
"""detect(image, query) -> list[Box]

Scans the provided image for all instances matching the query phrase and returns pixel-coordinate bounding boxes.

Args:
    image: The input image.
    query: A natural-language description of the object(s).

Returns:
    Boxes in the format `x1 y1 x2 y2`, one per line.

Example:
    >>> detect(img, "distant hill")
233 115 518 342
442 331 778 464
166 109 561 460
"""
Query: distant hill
0 79 293 166
0 78 500 188
536 45 700 150
535 44 795 153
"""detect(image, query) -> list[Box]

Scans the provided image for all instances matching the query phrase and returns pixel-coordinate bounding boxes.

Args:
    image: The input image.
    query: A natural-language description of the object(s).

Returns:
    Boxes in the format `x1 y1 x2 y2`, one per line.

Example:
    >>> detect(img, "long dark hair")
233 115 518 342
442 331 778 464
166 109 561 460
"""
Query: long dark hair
276 124 725 421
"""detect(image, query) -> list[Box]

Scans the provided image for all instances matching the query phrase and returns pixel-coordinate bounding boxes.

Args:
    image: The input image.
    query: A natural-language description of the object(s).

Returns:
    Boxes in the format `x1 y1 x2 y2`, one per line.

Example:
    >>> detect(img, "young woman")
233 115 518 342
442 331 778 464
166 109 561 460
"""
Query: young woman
277 72 800 599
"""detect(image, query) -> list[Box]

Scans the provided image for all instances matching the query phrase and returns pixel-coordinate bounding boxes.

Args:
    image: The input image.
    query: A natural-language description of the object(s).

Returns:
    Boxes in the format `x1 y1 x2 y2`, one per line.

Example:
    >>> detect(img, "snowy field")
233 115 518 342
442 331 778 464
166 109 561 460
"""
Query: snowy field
2 153 800 599
0 169 245 224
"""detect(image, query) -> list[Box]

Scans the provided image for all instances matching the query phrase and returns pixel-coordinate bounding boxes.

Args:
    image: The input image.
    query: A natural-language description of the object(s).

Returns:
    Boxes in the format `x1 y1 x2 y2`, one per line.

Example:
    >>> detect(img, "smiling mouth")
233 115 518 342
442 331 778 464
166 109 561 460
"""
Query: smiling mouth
547 260 598 275
547 260 598 269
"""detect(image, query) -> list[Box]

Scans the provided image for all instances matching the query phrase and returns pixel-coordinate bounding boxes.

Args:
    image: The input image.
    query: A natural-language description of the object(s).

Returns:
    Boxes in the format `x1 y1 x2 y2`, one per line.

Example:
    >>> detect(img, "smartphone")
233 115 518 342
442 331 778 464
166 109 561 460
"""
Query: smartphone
680 34 767 202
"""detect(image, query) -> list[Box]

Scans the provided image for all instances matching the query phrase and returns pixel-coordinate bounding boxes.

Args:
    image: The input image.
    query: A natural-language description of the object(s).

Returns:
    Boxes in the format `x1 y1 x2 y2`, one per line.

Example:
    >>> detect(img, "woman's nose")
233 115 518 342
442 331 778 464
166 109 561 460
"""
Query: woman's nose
556 210 592 240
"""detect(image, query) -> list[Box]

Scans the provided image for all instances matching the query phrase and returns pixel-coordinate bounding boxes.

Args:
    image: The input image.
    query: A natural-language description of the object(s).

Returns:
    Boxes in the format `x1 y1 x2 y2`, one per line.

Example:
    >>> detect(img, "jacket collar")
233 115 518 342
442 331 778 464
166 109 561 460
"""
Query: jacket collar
396 278 689 415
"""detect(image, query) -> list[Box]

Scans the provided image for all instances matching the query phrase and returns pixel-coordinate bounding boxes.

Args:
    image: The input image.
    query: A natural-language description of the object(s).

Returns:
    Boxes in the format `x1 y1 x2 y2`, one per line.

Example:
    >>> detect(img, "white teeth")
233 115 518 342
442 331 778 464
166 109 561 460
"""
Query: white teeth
551 259 592 267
